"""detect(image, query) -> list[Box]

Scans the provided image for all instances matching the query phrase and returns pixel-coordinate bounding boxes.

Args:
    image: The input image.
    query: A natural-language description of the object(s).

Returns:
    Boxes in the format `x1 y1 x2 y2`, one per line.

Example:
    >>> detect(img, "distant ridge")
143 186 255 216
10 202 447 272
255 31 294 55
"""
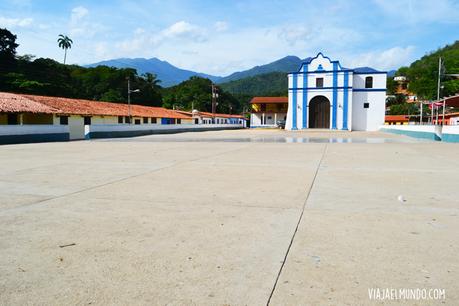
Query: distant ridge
85 57 222 87
86 55 390 87
216 56 303 83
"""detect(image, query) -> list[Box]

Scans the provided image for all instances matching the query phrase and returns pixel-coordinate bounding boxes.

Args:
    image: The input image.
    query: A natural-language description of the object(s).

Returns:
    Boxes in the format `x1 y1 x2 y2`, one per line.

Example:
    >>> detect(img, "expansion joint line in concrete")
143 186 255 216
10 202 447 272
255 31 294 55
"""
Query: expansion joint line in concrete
0 144 252 215
266 144 328 306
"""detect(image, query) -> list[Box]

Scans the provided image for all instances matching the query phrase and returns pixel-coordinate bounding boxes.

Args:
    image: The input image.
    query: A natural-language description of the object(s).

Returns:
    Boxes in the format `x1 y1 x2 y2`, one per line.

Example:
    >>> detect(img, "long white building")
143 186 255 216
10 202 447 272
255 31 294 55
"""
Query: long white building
286 53 387 131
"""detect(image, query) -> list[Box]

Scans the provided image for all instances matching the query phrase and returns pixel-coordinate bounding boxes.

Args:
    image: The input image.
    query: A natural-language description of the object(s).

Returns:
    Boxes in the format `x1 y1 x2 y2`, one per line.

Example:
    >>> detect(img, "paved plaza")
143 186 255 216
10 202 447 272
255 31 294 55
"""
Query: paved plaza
0 129 458 305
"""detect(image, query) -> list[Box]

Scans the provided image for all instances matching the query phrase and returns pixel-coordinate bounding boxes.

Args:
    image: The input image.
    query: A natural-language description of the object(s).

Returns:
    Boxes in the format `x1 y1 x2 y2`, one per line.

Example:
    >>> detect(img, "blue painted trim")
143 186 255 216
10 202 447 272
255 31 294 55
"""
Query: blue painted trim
291 74 298 130
343 71 349 130
288 86 352 90
289 69 353 75
0 133 69 145
332 62 338 129
442 133 459 142
89 127 244 138
353 88 386 92
302 66 308 129
380 128 439 141
297 52 342 73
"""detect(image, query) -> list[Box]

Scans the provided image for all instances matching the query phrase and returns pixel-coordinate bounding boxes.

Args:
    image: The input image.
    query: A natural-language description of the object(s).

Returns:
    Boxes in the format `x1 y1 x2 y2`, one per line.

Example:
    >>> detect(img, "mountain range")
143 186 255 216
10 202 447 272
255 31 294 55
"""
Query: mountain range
85 56 306 87
86 56 395 87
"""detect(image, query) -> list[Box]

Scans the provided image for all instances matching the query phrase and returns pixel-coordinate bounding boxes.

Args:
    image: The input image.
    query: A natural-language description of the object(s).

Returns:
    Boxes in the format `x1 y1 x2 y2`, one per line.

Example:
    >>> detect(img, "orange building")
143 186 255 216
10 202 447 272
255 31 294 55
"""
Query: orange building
250 97 288 127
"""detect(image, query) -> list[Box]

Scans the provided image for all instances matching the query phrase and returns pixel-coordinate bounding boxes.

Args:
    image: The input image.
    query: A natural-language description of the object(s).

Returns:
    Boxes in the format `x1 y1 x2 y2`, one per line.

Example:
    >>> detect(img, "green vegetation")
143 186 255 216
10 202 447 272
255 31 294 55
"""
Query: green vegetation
219 71 287 96
2 26 457 116
162 76 242 113
395 41 459 100
0 29 162 106
219 71 287 112
0 28 242 112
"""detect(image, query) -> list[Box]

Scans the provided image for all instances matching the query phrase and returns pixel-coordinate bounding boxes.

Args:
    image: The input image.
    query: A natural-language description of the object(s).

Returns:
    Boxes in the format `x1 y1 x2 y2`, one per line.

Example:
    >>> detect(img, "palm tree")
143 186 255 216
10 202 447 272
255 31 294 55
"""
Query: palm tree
142 73 161 89
57 34 73 64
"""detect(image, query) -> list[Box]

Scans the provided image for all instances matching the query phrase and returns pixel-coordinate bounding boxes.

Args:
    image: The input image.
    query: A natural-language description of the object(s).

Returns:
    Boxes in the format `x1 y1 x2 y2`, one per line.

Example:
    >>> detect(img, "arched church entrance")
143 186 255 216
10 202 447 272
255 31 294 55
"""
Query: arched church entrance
309 96 330 128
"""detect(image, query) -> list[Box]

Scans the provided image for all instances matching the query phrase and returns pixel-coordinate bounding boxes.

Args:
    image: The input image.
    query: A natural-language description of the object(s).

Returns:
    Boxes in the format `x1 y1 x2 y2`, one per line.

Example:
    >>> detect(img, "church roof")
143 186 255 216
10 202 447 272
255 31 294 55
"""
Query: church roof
353 67 382 74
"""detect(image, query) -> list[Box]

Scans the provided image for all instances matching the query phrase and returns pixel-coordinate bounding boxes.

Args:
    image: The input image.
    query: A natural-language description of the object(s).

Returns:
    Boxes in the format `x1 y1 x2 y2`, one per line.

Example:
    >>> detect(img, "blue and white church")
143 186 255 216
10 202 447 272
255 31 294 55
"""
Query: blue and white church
286 53 387 131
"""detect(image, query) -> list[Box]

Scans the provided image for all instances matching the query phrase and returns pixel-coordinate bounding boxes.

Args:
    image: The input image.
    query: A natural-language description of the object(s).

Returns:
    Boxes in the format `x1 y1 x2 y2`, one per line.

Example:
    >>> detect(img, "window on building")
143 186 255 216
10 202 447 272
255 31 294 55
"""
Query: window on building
60 116 69 125
143 117 148 124
364 102 370 109
151 117 157 124
365 76 373 88
135 119 141 125
177 119 181 124
7 114 18 125
125 116 131 124
316 78 324 88
261 103 267 112
267 116 272 120
84 117 91 125
118 116 123 124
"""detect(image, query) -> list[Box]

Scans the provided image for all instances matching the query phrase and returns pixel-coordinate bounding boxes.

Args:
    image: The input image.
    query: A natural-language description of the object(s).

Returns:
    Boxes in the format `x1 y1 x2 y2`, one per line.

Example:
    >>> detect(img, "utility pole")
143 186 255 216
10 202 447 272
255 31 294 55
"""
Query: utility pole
211 84 219 123
127 77 140 124
434 57 442 125
419 101 423 125
127 77 132 124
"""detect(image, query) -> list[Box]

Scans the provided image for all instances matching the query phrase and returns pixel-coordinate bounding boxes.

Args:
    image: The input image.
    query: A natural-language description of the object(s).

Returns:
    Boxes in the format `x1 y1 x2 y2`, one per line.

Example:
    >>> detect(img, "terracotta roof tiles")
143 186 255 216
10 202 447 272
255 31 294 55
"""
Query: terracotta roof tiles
0 92 189 119
250 97 288 104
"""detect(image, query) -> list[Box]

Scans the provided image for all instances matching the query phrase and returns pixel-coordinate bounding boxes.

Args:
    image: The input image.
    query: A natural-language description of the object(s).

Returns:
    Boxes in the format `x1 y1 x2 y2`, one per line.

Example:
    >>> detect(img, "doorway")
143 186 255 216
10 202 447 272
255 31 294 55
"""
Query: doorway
309 96 330 128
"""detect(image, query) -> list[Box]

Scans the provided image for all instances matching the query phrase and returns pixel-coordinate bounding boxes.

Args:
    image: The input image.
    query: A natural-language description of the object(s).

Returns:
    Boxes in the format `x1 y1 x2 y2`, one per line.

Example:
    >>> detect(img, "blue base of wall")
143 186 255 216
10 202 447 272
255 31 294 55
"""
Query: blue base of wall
441 133 459 143
0 133 69 145
380 128 441 141
89 127 244 139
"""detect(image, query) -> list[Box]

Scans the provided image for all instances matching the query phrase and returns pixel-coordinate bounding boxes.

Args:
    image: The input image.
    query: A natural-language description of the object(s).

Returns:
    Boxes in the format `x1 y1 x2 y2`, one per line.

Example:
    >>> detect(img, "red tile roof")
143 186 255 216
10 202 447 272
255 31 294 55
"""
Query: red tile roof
385 115 409 122
0 92 59 114
250 97 288 104
0 92 189 119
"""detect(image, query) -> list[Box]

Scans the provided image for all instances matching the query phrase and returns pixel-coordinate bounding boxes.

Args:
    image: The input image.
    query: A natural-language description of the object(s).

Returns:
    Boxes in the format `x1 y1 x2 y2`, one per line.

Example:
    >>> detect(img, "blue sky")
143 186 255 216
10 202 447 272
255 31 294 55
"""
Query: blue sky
1 0 458 76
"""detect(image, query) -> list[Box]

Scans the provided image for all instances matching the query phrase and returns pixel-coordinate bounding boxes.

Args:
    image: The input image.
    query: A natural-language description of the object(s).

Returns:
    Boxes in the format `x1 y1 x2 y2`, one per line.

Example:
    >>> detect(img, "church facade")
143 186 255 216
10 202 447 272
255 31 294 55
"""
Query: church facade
286 53 387 131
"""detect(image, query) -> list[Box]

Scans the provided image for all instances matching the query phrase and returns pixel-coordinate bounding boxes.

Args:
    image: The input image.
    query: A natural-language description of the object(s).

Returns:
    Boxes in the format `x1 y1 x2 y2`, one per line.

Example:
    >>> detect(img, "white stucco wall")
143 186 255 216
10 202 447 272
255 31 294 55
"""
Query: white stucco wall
286 53 386 131
0 125 69 136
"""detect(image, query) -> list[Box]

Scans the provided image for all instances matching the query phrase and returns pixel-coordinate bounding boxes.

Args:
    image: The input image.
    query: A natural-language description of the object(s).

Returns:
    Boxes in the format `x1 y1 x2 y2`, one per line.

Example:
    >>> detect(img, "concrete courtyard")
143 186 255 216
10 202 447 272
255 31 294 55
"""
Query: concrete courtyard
0 129 458 305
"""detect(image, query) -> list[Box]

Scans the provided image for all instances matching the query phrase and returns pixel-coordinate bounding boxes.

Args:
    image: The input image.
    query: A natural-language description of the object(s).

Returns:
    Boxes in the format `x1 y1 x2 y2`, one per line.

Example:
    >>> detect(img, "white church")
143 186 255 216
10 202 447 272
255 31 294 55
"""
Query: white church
286 53 387 131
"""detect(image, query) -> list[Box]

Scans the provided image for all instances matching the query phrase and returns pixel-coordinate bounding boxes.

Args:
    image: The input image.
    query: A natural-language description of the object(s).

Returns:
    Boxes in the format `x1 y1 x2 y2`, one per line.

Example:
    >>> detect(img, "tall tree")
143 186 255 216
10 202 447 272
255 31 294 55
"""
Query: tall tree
0 28 19 72
57 34 73 64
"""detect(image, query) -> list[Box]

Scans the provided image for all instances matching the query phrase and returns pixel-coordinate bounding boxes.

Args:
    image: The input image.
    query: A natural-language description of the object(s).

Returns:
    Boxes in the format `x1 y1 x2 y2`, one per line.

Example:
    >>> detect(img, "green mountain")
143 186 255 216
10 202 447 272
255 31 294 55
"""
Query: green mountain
217 56 302 83
396 41 459 100
220 71 287 96
85 57 222 87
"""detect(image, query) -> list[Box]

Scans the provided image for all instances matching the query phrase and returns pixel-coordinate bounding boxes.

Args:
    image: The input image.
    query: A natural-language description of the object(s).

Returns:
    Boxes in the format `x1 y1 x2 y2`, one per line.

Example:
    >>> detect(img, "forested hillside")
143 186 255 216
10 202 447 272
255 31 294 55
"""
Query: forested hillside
396 41 459 100
0 28 163 106
161 77 242 113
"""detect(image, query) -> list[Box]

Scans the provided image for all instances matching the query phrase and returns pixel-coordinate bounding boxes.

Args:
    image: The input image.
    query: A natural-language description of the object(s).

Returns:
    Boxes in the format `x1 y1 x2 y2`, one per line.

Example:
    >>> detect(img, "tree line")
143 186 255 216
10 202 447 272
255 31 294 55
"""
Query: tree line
0 28 246 113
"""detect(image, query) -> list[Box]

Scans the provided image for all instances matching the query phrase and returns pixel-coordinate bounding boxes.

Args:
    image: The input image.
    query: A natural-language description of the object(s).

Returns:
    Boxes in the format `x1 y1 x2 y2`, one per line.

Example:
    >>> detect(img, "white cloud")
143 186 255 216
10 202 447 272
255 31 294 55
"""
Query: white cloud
68 6 105 39
0 16 33 27
162 21 206 41
214 21 228 32
71 6 89 23
116 21 208 56
346 46 416 70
